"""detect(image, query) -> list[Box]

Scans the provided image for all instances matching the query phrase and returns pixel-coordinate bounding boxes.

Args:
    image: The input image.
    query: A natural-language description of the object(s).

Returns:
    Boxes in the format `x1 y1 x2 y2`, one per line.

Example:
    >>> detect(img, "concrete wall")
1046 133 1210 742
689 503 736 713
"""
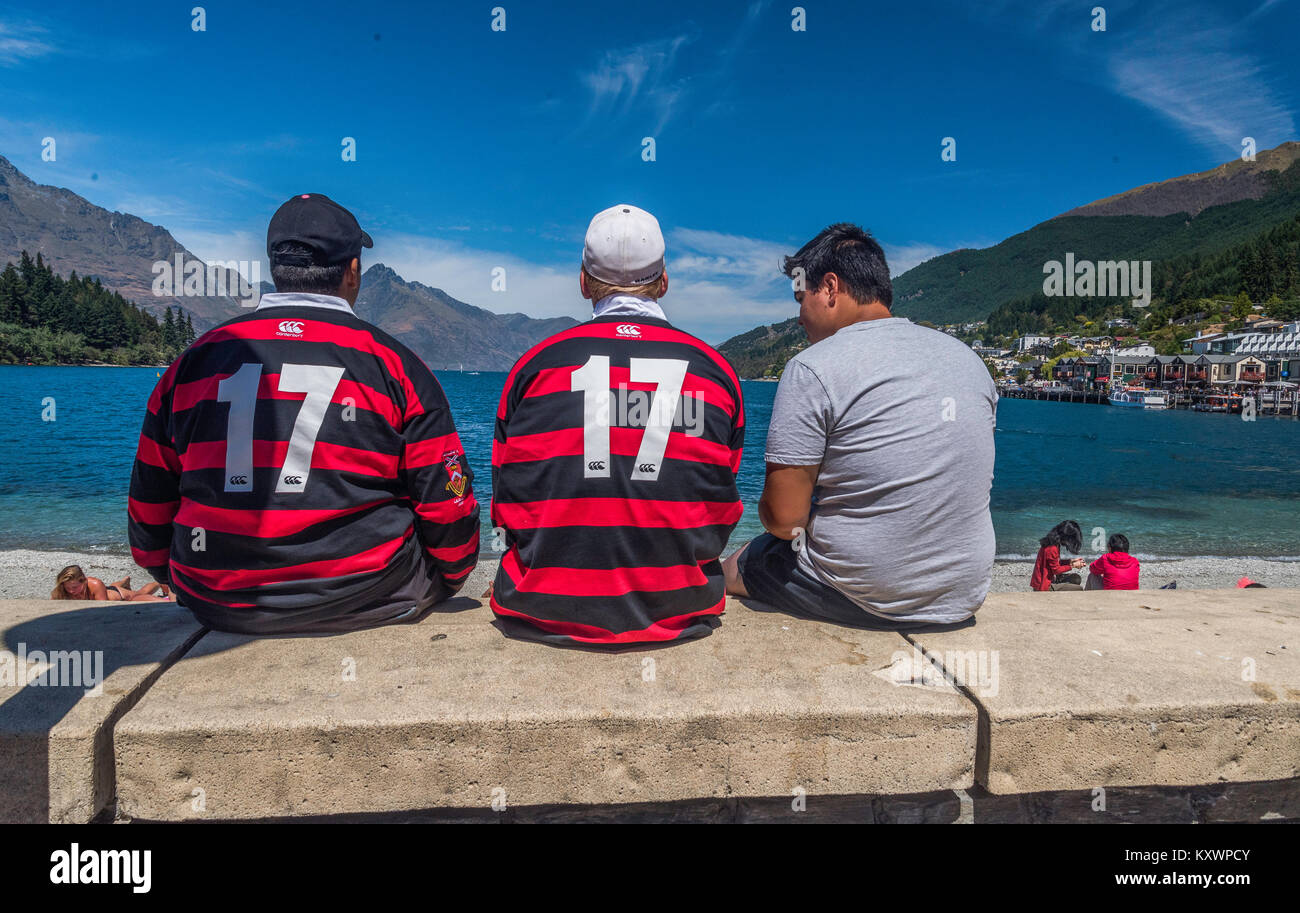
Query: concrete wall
3 589 1298 823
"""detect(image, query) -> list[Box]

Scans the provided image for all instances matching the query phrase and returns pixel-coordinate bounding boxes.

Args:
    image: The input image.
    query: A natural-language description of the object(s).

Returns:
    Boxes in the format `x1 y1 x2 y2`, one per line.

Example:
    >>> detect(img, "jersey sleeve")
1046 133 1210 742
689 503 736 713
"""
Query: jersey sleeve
399 364 481 592
127 361 183 585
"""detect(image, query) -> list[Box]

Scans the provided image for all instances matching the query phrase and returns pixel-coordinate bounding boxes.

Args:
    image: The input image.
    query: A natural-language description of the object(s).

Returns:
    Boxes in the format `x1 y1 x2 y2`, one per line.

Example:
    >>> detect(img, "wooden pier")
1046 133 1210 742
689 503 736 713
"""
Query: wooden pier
997 388 1109 405
998 386 1300 416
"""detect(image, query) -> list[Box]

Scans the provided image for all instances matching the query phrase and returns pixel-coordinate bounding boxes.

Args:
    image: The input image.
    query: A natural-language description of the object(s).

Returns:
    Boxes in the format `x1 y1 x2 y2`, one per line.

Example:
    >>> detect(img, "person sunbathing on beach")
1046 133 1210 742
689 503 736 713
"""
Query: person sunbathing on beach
51 565 172 601
1031 520 1087 591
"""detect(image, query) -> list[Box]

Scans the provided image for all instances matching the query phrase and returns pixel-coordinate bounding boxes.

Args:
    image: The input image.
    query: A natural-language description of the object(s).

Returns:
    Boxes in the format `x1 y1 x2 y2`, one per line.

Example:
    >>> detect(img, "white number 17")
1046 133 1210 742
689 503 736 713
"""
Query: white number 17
216 362 346 493
570 355 689 481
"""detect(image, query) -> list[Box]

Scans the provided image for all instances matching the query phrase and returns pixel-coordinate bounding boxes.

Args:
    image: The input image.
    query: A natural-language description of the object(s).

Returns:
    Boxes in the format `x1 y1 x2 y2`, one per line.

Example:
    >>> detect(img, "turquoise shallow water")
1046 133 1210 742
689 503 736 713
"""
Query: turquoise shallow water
1 366 1297 558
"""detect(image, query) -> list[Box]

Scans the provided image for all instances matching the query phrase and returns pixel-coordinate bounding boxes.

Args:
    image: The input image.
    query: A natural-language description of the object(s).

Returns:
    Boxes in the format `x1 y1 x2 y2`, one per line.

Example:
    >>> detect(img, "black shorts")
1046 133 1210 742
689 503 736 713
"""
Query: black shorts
736 533 947 632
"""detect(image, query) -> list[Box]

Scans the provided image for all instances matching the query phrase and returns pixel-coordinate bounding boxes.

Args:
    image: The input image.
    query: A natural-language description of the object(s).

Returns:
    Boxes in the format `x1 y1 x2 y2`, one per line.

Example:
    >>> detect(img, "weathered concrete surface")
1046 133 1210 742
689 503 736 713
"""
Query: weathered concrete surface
0 599 204 823
114 599 975 820
907 589 1300 795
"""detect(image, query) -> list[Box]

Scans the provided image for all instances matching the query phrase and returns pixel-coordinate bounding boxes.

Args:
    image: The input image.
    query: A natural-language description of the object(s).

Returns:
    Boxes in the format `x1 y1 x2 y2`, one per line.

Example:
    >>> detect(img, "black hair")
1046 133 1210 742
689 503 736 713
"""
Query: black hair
1040 520 1083 554
269 241 349 294
1107 533 1130 553
781 223 893 308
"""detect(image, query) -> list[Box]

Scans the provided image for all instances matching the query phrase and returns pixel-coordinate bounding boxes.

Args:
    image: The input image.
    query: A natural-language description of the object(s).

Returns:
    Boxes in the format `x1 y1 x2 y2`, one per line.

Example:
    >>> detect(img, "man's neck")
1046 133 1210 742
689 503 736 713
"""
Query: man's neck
257 291 353 313
839 303 894 331
592 293 666 321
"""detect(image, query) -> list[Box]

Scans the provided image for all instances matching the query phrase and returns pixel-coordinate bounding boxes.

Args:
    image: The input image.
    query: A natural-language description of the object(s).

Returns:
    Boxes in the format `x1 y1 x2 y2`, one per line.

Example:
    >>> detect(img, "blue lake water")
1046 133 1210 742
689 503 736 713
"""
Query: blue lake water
1 365 1298 559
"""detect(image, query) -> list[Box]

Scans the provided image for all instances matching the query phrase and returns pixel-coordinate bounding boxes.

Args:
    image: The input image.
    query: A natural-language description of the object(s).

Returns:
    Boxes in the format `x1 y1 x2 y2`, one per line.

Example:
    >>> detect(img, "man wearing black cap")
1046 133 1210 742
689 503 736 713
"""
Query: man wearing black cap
127 194 480 634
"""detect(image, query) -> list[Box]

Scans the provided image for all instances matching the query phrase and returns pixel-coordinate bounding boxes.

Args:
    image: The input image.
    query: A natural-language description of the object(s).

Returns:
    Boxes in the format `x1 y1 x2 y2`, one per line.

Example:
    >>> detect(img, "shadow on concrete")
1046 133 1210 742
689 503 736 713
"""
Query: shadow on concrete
489 614 722 653
0 601 206 822
732 595 978 634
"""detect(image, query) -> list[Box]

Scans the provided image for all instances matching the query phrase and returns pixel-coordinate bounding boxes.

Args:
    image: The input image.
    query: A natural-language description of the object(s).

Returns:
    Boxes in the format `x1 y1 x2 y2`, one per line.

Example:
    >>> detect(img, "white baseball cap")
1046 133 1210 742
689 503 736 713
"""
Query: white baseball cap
582 204 665 286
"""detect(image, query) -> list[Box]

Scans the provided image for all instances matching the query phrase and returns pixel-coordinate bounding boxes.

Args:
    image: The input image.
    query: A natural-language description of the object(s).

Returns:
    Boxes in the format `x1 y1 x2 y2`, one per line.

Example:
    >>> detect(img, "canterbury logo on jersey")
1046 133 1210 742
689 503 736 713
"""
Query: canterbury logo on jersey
615 324 643 337
276 320 305 336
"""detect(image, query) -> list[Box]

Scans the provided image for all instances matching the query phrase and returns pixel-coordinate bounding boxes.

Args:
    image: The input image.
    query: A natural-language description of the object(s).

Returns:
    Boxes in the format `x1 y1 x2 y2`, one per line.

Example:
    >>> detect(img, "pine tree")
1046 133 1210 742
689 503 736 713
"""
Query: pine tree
17 251 36 287
0 264 23 324
161 306 176 351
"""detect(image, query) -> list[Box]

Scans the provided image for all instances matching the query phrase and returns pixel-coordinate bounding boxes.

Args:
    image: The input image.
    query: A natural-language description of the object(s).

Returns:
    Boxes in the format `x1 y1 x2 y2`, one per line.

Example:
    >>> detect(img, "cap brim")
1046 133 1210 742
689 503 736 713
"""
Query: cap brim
361 230 374 249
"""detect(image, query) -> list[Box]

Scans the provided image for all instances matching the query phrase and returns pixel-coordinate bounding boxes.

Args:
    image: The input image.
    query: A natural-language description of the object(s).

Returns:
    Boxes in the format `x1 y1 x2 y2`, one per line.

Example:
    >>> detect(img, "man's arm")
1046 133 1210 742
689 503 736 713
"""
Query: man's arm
128 366 182 586
759 358 829 541
400 373 480 596
758 462 819 540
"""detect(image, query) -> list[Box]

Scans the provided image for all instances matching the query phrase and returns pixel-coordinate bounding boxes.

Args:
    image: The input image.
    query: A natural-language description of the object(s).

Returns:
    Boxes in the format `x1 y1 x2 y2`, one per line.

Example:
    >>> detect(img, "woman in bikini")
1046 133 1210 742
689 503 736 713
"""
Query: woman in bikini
50 565 173 602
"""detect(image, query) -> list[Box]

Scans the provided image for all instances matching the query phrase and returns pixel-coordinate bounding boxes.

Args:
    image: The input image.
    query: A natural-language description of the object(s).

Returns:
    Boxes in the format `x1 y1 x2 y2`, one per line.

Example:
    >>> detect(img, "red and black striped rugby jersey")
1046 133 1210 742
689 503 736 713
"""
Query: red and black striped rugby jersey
128 295 480 634
490 314 745 645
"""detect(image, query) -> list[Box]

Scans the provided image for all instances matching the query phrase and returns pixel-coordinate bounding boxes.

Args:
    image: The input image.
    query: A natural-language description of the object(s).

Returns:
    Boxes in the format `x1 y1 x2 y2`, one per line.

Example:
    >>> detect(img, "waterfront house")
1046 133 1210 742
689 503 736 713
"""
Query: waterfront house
1198 354 1243 384
1155 355 1186 385
1105 351 1158 385
1056 356 1108 387
1236 355 1267 384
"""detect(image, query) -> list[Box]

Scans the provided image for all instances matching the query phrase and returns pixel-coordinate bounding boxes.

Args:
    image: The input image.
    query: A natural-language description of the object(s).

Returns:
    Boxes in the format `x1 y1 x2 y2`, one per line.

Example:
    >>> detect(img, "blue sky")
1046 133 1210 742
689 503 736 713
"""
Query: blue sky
1 0 1297 342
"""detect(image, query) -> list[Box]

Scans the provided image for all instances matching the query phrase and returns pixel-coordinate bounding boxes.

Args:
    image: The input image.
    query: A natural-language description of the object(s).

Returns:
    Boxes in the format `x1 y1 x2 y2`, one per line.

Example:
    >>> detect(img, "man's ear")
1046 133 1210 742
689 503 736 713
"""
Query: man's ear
579 268 591 300
658 273 669 298
823 271 840 306
347 257 361 287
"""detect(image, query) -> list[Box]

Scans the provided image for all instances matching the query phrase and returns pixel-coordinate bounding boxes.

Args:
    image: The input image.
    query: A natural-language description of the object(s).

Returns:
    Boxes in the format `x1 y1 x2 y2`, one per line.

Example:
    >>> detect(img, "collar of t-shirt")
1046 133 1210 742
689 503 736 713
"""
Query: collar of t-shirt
256 292 353 313
592 293 666 321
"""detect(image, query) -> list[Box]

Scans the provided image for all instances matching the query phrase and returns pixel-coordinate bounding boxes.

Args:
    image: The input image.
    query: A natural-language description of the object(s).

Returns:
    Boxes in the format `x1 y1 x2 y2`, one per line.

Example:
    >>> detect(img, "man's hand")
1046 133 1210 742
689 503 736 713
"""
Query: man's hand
758 462 820 540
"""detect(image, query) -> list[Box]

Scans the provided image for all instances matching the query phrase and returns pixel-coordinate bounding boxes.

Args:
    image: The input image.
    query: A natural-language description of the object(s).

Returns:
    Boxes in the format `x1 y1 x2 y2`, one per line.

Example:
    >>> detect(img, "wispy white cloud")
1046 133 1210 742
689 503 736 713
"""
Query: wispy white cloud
1244 0 1289 21
0 20 54 65
988 0 1295 157
1111 48 1294 153
1106 5 1296 155
579 34 696 134
576 1 772 135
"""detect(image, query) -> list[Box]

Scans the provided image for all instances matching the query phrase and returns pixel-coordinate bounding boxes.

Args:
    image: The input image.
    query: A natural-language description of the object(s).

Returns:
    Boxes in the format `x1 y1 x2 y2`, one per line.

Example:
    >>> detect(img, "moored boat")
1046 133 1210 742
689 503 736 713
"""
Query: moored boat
1108 387 1169 409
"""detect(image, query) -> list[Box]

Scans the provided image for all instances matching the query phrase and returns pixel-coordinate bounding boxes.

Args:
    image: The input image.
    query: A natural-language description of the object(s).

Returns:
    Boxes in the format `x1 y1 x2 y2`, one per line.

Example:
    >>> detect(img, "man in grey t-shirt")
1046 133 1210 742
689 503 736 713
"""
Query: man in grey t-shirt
722 223 996 626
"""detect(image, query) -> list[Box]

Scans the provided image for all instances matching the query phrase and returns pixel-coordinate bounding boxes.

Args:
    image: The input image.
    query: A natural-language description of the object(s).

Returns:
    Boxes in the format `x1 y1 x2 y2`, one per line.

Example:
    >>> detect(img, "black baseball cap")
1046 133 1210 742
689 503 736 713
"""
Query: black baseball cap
267 193 373 266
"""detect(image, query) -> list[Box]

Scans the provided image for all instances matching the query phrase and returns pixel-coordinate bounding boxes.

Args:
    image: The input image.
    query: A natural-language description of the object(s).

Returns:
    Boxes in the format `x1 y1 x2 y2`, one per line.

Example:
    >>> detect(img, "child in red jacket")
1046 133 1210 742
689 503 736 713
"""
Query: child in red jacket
1088 533 1141 590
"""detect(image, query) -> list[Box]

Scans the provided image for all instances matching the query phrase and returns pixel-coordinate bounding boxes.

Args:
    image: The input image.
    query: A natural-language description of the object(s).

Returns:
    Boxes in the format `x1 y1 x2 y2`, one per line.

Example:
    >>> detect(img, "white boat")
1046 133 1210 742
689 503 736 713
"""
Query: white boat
1108 387 1168 409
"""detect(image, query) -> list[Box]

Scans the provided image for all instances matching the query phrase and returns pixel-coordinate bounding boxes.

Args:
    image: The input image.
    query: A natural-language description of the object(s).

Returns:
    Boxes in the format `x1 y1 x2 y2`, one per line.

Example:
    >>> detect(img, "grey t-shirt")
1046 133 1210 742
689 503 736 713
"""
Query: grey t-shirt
765 317 997 624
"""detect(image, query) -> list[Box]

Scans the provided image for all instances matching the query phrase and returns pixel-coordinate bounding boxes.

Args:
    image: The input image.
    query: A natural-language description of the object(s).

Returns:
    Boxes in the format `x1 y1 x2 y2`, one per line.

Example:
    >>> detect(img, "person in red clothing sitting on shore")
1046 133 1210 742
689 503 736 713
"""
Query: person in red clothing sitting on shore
1030 520 1086 591
1086 533 1141 590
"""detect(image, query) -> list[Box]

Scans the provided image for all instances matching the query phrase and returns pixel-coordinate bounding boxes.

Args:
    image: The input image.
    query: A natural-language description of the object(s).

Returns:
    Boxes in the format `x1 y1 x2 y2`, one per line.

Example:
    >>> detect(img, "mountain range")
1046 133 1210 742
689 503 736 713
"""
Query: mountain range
720 141 1300 377
0 154 576 371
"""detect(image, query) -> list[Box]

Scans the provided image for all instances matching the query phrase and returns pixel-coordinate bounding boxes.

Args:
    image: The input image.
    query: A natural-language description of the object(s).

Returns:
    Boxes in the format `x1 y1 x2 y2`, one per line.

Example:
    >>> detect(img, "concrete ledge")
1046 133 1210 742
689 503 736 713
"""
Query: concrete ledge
138 778 1299 823
0 600 204 823
907 589 1300 794
10 589 1298 822
114 599 975 821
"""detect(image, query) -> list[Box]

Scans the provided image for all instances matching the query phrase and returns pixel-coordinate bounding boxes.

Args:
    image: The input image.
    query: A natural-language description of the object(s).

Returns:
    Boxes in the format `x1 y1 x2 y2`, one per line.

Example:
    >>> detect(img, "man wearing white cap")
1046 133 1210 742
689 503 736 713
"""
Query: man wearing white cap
488 205 746 646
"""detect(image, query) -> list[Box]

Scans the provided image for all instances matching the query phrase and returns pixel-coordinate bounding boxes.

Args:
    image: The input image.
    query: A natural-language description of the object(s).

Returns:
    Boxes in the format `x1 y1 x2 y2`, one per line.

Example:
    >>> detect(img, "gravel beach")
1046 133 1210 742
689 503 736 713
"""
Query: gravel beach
5 549 1296 602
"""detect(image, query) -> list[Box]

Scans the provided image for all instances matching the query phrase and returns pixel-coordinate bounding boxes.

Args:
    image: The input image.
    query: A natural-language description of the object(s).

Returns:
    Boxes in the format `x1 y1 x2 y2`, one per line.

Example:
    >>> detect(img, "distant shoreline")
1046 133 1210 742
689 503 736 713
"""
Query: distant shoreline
1 362 169 368
4 548 1294 601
